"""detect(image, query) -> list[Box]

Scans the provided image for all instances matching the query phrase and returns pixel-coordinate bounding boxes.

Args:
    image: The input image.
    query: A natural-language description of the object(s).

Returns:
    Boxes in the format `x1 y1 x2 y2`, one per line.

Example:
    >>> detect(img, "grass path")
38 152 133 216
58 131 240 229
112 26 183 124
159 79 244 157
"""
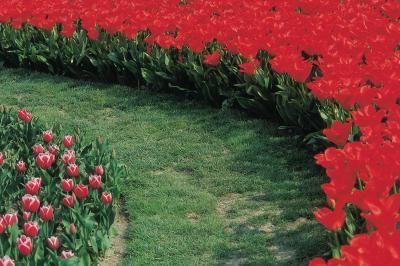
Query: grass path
0 67 328 265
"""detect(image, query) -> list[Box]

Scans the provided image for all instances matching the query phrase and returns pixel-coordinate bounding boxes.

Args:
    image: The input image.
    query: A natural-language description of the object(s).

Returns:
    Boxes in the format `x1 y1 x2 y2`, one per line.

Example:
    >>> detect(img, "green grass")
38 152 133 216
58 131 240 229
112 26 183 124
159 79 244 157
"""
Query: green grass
0 66 328 265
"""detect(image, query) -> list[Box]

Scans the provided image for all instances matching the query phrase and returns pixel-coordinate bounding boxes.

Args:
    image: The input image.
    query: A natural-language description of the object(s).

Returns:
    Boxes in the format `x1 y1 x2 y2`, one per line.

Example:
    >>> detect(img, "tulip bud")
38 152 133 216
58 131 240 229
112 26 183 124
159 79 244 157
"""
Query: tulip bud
17 109 32 123
61 179 74 192
62 195 75 208
25 177 41 195
0 218 5 234
17 235 33 256
32 144 44 155
39 205 54 221
73 184 89 200
23 212 31 221
42 130 54 143
3 213 18 227
21 194 40 213
60 250 74 260
0 152 4 165
36 152 55 170
94 165 104 176
69 223 76 234
16 160 27 172
0 255 15 266
66 164 79 178
24 221 39 238
47 236 60 250
89 175 102 189
101 192 112 205
63 135 74 148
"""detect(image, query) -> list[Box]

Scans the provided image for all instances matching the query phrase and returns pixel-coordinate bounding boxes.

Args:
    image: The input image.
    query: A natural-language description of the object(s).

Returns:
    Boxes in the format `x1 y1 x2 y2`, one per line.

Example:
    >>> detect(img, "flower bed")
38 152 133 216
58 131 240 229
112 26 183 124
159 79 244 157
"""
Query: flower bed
0 108 124 265
0 1 399 265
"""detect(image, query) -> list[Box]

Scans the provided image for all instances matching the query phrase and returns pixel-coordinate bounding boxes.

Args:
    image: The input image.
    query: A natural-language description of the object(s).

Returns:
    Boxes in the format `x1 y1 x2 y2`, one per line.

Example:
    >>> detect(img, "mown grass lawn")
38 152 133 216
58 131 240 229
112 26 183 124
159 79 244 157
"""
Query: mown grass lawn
0 66 328 265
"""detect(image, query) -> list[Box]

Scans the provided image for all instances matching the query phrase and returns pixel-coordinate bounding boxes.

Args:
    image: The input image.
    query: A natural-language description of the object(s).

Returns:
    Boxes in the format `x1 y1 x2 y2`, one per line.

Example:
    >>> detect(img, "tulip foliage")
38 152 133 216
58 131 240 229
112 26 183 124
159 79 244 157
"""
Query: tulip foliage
0 0 399 265
0 108 124 265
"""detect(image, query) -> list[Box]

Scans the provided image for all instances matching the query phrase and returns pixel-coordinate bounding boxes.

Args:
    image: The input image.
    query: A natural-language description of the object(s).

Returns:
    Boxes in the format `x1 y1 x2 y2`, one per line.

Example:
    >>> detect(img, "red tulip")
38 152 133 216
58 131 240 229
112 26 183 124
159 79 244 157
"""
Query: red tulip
47 236 60 250
313 207 345 232
32 144 44 155
0 218 5 234
24 221 39 238
36 152 55 169
62 195 75 208
60 250 74 260
323 121 352 147
39 205 54 221
66 164 79 177
95 165 104 176
63 135 74 148
3 213 18 227
48 145 60 157
17 109 32 123
16 160 27 172
61 150 75 165
42 130 54 143
17 235 33 256
238 60 260 75
0 255 15 266
23 212 31 221
0 152 4 165
89 175 102 189
25 177 41 195
101 192 112 205
61 179 74 192
203 51 220 66
21 194 40 213
73 184 88 200
69 223 76 234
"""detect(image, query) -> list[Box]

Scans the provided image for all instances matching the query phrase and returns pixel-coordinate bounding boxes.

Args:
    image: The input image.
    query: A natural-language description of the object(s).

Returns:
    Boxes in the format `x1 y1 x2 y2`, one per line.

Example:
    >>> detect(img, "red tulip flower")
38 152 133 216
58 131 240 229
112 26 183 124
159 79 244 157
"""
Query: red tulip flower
0 218 5 234
89 175 102 189
25 177 41 195
101 192 112 205
32 144 44 155
48 145 60 157
66 163 79 177
36 152 55 169
95 165 104 176
62 195 75 208
61 150 75 165
313 207 345 232
69 223 76 234
203 51 220 66
61 179 74 192
42 130 54 143
3 213 18 227
21 194 40 213
60 250 74 260
47 236 60 250
0 255 15 266
39 205 54 221
17 109 32 123
238 60 260 75
73 184 89 200
63 135 74 148
24 221 39 238
323 121 352 147
0 152 5 165
23 212 31 221
16 160 27 172
17 235 33 256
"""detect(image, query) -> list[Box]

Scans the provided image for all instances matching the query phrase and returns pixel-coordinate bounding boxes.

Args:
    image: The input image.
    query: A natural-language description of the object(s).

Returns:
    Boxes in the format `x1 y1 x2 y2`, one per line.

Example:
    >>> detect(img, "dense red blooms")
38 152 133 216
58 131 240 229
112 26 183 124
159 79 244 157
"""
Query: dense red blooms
203 51 220 66
1 0 400 264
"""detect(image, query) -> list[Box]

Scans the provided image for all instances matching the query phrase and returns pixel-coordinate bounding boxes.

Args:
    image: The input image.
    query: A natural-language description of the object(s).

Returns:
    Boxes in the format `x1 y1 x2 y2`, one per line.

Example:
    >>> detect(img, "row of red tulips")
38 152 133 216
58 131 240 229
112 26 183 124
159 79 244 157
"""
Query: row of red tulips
0 109 124 265
0 1 399 265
